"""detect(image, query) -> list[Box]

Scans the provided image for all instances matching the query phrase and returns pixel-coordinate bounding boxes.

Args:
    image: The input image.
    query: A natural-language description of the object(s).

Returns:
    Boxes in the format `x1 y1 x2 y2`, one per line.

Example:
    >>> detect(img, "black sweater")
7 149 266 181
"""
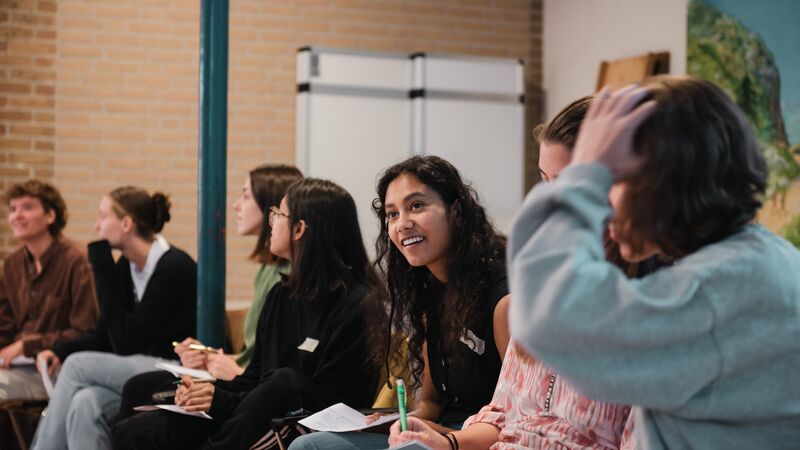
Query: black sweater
209 281 377 420
53 240 197 362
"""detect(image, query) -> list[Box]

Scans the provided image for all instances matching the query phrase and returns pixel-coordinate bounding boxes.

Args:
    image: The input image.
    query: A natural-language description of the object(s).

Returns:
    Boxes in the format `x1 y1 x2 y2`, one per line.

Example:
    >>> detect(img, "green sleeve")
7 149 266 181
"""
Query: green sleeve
235 263 285 367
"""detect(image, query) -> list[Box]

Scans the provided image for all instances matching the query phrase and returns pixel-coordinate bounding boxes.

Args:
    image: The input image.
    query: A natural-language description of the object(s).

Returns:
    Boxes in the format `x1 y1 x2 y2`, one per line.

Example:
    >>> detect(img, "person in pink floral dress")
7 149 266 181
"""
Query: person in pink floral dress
388 96 666 450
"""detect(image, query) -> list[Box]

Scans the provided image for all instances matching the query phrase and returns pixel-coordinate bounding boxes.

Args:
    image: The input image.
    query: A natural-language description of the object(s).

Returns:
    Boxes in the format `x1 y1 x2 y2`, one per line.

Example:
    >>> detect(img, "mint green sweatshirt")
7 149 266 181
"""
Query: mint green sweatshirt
508 163 800 449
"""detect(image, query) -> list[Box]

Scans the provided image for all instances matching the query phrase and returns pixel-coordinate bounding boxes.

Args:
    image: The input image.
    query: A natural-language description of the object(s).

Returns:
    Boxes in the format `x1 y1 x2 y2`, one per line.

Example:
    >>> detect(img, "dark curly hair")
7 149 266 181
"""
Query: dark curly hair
618 76 767 257
6 179 68 237
367 156 506 389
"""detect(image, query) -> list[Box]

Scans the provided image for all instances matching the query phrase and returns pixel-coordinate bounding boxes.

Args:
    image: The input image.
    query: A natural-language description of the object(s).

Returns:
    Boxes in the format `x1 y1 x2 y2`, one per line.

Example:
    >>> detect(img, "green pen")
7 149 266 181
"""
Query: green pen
396 379 407 432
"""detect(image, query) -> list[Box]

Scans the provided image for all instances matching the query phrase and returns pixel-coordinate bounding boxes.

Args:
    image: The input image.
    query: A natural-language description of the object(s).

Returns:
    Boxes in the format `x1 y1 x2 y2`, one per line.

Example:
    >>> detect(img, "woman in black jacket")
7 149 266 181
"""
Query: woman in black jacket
32 186 197 450
113 178 381 450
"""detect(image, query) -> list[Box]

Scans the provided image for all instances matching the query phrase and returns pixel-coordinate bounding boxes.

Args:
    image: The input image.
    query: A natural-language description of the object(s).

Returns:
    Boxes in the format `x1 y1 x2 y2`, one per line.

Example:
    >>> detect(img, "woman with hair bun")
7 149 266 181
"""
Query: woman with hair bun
32 186 198 450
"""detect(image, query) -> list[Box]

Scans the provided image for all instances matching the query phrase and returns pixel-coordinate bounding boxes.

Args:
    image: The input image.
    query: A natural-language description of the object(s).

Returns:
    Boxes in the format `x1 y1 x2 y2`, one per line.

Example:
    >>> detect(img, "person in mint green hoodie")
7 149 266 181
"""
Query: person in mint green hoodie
508 76 800 450
175 164 304 378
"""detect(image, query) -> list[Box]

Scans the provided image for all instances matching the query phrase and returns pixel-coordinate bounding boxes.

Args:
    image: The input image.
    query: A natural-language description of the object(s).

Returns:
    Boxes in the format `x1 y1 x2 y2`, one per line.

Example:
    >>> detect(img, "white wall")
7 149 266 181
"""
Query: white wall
543 0 687 118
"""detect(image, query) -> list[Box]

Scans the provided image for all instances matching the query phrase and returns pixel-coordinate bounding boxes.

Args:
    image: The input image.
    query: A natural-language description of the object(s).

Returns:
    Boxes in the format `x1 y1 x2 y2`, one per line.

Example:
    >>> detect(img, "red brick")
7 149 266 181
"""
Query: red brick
0 83 31 94
38 1 57 12
0 167 30 177
0 138 32 150
34 140 53 151
34 84 54 95
0 111 32 121
10 125 54 136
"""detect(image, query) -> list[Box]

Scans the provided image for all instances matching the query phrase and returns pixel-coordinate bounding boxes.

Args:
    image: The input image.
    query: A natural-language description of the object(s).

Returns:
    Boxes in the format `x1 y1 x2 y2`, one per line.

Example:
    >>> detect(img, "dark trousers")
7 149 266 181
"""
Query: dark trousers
116 370 177 422
112 367 329 450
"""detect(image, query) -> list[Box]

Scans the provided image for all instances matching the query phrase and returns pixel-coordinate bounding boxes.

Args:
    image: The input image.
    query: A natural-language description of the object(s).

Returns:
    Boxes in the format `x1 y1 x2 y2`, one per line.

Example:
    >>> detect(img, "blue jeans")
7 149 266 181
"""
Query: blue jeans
30 351 165 450
288 431 390 450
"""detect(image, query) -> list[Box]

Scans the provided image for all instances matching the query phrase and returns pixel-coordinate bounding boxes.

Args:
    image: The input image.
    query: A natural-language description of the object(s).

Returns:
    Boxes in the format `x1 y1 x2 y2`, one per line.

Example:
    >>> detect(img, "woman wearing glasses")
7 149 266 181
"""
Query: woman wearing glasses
173 164 303 380
113 178 381 450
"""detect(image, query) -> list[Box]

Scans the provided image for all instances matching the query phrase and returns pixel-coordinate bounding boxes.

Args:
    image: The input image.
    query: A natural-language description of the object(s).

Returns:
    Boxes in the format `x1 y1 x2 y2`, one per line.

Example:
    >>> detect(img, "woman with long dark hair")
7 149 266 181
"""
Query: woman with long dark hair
388 97 674 450
113 178 380 450
290 156 510 450
174 164 303 379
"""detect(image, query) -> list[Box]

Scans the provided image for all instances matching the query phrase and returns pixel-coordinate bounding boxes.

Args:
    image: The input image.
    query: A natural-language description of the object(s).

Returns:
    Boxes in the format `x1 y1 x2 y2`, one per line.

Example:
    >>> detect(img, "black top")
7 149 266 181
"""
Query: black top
52 240 197 362
210 281 377 420
425 270 508 424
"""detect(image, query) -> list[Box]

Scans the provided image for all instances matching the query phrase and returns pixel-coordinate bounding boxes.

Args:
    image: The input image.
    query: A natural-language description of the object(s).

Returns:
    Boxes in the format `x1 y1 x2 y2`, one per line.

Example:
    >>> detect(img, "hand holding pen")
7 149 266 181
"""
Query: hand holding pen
388 417 452 450
172 338 219 370
206 348 245 381
174 375 215 412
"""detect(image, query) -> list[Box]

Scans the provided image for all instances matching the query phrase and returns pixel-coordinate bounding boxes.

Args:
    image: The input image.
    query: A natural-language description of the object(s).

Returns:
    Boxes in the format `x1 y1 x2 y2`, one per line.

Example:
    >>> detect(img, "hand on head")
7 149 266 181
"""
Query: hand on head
572 84 657 180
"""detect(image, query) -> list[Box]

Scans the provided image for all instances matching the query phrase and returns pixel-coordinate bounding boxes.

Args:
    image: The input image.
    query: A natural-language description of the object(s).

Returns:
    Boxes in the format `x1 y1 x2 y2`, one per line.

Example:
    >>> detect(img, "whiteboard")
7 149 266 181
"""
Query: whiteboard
296 48 524 250
413 54 524 233
423 99 523 232
296 48 412 251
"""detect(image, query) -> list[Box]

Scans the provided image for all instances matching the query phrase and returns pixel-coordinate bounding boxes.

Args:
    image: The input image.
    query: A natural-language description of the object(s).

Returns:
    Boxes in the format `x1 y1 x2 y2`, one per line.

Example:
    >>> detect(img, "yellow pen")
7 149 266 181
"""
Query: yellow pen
171 341 219 354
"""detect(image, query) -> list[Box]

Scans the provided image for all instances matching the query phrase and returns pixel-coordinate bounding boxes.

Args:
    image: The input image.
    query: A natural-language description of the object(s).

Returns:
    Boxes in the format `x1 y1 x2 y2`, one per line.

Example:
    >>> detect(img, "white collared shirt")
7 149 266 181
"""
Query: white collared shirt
129 234 170 303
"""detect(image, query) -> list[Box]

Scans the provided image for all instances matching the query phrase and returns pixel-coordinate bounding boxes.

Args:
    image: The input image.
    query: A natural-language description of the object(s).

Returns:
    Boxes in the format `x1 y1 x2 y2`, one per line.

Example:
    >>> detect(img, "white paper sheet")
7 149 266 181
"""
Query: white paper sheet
154 362 215 381
36 356 56 397
133 404 212 420
298 403 399 432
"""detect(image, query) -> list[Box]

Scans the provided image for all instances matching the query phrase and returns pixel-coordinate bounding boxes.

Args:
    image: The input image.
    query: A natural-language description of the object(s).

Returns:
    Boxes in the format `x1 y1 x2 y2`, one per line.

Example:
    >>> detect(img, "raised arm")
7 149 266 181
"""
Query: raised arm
508 162 723 409
89 240 197 355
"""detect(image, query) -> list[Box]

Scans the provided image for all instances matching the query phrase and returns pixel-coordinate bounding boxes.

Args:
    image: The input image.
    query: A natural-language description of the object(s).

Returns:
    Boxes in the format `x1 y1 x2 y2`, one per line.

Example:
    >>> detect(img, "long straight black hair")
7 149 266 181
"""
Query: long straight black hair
283 178 381 302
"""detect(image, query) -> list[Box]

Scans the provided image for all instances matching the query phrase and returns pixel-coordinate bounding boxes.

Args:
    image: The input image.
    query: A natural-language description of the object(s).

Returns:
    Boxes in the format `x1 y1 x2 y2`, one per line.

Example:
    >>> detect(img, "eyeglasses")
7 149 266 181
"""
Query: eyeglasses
268 206 290 227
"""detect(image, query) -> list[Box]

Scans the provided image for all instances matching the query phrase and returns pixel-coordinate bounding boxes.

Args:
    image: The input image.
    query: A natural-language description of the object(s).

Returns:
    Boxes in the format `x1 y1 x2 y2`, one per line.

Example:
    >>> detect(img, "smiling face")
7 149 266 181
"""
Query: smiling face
384 173 452 281
95 196 128 248
8 195 55 242
233 176 263 237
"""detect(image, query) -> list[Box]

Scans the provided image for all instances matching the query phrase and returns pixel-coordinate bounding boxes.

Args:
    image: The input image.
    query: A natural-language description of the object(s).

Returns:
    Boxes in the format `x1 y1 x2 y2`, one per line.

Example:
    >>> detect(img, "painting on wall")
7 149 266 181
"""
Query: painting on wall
687 0 800 246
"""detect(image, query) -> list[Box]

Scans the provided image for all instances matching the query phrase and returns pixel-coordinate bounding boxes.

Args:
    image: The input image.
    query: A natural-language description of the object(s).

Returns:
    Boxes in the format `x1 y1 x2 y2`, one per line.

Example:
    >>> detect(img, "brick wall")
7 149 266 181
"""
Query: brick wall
1 0 542 303
0 0 57 260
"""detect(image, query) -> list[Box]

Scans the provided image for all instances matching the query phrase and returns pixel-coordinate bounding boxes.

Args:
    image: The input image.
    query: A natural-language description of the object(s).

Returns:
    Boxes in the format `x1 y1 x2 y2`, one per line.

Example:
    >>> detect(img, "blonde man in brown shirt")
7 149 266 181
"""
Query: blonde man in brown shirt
0 180 98 400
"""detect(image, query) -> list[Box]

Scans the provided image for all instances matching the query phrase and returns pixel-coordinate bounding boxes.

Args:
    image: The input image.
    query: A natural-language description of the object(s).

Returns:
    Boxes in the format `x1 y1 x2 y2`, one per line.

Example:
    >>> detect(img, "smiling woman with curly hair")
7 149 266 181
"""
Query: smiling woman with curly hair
289 155 510 450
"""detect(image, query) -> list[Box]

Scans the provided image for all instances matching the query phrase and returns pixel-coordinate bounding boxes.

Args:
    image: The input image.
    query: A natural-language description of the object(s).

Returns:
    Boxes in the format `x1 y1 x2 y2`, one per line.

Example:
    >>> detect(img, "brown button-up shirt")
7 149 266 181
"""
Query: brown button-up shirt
0 237 98 356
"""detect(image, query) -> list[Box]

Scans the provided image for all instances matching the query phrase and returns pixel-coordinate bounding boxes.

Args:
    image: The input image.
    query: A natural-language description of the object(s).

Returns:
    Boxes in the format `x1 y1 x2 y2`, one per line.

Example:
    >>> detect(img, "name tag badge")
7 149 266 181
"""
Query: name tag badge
297 337 320 353
460 329 485 355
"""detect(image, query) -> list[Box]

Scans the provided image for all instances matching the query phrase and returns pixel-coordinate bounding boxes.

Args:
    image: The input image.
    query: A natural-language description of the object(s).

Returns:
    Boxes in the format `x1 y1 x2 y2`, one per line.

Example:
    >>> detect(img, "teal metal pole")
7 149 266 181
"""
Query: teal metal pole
197 0 228 347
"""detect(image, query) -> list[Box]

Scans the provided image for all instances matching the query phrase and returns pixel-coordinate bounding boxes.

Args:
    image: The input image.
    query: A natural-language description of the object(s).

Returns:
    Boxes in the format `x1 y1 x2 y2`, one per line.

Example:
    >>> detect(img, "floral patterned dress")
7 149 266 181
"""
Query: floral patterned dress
463 341 630 449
